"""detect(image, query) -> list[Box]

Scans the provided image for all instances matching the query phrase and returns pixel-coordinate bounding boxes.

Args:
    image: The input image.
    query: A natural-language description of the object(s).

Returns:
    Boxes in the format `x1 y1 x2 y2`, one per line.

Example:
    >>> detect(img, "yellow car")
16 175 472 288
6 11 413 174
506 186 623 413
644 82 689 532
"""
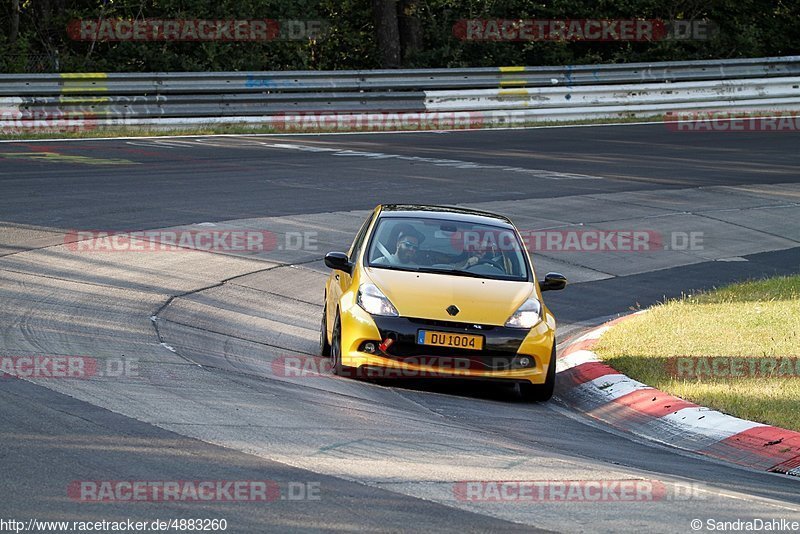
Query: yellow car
320 205 567 401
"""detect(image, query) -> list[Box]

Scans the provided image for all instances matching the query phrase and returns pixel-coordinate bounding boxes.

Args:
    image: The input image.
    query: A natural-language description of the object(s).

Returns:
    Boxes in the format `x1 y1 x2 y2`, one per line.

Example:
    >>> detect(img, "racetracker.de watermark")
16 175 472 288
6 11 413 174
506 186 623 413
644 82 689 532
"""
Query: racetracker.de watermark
0 110 97 134
0 356 138 379
450 229 704 253
68 480 320 502
665 110 800 132
453 19 717 41
64 229 318 253
454 480 707 502
271 354 521 378
665 357 800 379
273 112 485 132
67 19 329 41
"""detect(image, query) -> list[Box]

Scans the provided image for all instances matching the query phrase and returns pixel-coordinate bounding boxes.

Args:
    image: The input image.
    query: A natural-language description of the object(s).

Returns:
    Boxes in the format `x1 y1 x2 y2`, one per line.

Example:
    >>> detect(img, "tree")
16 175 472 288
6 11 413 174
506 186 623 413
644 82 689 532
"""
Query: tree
373 0 401 67
398 0 422 63
10 0 19 44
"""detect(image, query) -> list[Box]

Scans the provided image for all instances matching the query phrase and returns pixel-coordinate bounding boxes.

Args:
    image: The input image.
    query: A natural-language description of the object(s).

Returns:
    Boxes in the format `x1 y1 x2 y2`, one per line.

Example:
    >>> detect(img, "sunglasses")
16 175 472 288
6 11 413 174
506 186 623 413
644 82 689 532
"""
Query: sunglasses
398 240 419 250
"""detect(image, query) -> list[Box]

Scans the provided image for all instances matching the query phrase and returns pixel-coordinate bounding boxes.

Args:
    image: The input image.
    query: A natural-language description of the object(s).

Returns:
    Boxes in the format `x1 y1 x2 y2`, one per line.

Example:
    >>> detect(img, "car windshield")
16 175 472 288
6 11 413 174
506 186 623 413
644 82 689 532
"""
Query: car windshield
366 216 529 281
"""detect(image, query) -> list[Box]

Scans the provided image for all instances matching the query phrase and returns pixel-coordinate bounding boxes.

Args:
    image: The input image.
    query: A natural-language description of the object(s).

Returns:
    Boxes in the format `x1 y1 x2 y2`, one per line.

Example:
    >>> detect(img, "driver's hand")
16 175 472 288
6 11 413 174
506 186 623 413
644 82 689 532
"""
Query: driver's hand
465 255 479 267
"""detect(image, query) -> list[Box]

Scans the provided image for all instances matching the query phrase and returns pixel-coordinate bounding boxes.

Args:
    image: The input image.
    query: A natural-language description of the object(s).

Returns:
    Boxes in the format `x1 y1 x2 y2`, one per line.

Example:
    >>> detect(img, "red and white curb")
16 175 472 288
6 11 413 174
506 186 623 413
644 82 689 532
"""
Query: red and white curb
556 313 800 477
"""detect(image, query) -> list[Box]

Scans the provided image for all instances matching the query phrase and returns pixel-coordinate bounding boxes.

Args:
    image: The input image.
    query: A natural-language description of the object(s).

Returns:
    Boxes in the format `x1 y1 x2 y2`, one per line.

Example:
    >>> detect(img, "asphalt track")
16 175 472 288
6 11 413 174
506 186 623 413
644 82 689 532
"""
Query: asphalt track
1 124 799 533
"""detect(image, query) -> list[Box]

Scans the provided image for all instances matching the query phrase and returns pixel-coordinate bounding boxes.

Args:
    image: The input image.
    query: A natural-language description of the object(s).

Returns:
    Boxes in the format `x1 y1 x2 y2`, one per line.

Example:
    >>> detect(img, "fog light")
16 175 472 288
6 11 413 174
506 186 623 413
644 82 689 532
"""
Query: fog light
364 342 376 354
517 356 533 368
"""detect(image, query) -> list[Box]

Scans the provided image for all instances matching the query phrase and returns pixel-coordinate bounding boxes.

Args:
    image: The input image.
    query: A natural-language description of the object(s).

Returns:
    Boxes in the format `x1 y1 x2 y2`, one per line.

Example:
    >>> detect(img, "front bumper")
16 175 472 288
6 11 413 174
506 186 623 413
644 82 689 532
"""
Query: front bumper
339 303 555 384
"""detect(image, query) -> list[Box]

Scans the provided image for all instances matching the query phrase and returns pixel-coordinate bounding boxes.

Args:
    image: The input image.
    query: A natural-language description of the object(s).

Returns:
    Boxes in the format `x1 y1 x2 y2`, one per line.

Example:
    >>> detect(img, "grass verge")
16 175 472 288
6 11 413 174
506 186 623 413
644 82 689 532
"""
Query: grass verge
593 275 800 432
0 115 663 141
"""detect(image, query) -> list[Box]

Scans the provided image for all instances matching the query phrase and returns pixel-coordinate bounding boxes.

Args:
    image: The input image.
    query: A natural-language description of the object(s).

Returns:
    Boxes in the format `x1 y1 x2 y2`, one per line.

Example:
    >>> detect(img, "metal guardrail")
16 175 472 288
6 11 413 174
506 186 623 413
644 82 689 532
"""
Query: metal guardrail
1 55 800 129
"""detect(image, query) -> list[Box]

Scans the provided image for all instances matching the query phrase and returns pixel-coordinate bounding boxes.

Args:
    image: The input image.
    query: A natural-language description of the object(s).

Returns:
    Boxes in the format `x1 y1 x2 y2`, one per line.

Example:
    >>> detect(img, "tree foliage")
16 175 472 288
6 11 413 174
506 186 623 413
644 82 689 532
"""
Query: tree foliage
1 0 798 72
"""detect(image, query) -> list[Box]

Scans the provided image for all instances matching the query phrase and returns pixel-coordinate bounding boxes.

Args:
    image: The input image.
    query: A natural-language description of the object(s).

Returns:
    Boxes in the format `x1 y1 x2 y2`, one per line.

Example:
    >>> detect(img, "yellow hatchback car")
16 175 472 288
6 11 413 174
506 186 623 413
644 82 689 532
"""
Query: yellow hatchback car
320 205 567 401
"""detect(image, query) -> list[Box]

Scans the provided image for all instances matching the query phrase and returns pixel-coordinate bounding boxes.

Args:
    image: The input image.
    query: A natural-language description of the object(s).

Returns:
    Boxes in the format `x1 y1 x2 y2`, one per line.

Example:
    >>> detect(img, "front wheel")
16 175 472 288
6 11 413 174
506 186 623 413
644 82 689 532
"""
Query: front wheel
518 344 557 402
329 313 346 376
319 300 331 357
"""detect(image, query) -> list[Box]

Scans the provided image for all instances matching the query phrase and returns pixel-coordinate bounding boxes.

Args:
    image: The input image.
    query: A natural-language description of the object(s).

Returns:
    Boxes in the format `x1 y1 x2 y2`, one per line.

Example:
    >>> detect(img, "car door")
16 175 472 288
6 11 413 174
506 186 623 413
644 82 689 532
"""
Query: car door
327 210 376 324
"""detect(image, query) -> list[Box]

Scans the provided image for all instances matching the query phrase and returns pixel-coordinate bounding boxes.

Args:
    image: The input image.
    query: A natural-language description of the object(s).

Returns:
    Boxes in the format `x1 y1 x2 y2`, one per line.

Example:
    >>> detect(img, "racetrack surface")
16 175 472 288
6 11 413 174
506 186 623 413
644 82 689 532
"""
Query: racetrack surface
1 125 799 532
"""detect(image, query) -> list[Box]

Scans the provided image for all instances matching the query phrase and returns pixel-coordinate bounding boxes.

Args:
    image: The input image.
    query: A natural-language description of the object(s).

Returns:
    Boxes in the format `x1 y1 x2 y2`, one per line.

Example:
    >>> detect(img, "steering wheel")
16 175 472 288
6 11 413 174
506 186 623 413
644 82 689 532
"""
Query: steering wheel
467 258 505 273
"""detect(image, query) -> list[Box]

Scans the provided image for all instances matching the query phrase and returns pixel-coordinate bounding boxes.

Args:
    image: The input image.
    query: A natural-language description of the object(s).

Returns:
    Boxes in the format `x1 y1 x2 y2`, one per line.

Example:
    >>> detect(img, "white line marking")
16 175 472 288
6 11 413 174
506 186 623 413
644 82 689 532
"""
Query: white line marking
250 142 603 180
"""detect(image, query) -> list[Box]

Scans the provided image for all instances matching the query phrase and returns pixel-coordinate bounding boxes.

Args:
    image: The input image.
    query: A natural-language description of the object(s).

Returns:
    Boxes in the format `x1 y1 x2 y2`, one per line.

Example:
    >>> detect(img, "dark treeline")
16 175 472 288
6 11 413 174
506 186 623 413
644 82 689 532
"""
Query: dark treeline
2 0 798 73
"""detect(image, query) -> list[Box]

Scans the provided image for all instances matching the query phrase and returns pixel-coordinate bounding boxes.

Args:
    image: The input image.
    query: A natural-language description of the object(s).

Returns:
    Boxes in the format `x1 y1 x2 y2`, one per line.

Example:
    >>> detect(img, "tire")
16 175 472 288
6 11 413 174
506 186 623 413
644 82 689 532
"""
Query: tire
329 313 345 376
518 343 557 402
319 299 331 357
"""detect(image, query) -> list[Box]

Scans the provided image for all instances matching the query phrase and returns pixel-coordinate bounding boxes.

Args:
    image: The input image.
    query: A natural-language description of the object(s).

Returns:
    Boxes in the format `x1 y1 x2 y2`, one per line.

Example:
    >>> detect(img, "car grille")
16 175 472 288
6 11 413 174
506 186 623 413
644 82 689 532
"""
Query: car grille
406 317 498 331
377 317 524 371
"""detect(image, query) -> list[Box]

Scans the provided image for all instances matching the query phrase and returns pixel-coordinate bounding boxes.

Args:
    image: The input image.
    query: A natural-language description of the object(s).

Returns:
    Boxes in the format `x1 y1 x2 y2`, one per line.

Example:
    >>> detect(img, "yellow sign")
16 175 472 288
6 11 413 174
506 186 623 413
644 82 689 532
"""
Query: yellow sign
60 73 109 93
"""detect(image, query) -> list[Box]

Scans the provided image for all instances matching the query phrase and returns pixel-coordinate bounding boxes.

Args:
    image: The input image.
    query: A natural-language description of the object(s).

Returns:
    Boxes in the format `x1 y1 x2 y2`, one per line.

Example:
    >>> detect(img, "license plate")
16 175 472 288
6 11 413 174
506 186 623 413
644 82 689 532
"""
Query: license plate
417 330 484 351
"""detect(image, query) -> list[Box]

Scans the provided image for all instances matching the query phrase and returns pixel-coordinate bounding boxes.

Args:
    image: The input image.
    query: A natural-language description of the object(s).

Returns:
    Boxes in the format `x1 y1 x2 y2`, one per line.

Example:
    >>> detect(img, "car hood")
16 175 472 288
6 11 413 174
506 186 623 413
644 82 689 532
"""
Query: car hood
365 267 533 325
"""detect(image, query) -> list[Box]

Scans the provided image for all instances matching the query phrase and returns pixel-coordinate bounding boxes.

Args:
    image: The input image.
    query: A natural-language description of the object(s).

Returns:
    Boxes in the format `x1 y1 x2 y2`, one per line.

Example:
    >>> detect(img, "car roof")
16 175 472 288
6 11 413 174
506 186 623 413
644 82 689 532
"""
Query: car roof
377 204 515 228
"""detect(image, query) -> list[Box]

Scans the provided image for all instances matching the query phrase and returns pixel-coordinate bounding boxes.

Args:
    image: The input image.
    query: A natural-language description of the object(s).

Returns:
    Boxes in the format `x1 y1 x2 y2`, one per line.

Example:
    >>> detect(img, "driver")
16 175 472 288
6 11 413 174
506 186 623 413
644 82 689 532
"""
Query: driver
374 227 420 266
458 240 504 271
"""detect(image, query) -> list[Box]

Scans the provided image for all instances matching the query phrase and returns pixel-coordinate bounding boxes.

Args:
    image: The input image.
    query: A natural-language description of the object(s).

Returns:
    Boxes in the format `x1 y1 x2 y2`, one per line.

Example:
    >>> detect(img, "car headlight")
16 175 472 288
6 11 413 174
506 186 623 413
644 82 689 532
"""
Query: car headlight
357 283 399 317
505 298 542 329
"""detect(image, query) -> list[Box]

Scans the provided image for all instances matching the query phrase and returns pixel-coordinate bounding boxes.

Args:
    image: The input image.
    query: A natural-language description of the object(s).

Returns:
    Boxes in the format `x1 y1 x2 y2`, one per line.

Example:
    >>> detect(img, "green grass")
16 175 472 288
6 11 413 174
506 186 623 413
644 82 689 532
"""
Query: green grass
0 124 281 140
0 114 664 141
593 275 800 431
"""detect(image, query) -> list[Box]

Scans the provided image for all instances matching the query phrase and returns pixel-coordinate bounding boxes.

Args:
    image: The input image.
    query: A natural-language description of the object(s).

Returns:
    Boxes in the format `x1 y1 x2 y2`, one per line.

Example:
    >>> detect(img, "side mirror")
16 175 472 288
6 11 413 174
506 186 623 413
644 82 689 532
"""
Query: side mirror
324 252 353 274
539 272 567 292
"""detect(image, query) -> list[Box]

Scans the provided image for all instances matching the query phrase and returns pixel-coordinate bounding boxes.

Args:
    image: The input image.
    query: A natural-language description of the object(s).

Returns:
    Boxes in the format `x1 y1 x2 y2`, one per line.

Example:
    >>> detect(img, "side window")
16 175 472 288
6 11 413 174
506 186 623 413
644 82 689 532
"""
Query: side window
348 213 375 259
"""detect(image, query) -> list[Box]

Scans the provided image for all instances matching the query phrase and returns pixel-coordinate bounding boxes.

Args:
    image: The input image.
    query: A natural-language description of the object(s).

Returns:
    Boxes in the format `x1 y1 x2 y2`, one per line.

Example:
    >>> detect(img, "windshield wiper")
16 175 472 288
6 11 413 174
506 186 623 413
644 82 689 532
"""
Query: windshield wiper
415 267 493 279
368 264 420 273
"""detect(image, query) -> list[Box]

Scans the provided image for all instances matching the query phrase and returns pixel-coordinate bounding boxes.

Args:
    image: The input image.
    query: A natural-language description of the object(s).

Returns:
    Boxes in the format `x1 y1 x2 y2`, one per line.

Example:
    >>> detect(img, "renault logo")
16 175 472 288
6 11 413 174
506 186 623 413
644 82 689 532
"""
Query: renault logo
446 305 460 316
